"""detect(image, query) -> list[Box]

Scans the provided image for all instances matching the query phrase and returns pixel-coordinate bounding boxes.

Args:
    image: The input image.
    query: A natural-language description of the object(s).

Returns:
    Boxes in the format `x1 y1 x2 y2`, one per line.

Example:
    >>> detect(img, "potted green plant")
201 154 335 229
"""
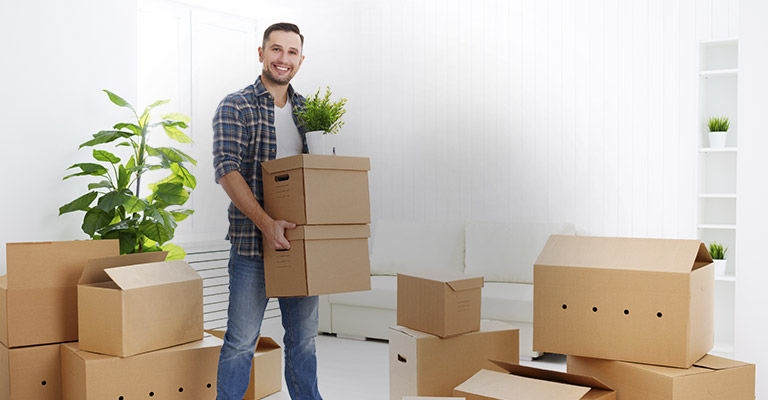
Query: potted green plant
294 86 347 155
707 116 729 149
708 241 728 276
59 90 196 259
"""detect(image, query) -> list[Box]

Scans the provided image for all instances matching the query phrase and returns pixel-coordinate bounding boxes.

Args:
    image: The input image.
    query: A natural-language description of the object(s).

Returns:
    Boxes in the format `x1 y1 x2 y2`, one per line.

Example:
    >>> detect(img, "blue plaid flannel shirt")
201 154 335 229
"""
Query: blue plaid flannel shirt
212 76 307 257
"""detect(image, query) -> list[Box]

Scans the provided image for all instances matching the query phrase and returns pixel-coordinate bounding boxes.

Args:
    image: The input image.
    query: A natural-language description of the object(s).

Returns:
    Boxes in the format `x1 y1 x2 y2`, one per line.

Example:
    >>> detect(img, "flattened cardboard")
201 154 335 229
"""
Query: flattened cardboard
78 252 203 357
261 154 371 225
1 342 65 400
388 320 519 400
264 225 371 297
5 240 119 289
397 271 484 338
60 335 222 400
453 361 615 400
207 330 282 400
533 235 714 368
567 354 756 400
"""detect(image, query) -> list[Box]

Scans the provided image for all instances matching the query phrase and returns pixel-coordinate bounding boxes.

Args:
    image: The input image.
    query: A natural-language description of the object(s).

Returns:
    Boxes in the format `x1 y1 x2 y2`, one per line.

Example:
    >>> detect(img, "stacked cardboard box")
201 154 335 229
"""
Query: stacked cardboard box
0 240 119 400
533 235 755 399
389 271 521 400
61 251 222 399
262 154 372 297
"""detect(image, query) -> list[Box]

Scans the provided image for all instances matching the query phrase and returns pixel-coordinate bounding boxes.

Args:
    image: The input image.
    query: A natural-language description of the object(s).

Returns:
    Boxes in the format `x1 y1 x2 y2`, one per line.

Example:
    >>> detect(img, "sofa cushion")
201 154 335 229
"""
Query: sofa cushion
328 275 397 309
481 282 534 322
464 221 575 283
370 219 466 276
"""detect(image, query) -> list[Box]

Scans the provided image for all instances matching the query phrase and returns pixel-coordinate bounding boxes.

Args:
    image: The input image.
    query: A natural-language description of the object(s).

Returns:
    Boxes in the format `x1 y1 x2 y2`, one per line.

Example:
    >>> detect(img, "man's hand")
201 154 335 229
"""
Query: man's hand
263 219 297 250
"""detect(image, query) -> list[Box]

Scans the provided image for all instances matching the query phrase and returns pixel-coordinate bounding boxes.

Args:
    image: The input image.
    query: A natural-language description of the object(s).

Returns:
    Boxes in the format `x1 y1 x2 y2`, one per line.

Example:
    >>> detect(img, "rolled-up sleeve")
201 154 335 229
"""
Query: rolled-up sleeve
212 96 249 183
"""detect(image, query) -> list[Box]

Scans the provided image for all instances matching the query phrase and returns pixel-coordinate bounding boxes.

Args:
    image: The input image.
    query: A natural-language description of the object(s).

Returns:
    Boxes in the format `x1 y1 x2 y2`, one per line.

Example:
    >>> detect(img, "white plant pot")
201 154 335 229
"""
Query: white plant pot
708 131 727 149
305 130 338 155
713 259 727 276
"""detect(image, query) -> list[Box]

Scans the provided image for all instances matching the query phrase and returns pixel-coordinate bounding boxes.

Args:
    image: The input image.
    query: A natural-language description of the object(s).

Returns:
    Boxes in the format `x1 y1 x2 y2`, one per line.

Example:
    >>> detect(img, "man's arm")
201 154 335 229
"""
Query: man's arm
218 170 295 250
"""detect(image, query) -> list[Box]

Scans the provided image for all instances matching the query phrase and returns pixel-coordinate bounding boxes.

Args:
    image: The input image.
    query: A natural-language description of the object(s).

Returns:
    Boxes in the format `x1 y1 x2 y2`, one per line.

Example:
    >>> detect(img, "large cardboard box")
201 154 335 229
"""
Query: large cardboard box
1 342 65 400
533 235 714 368
60 335 222 400
261 154 371 225
263 224 371 297
389 320 519 400
454 361 616 400
0 240 119 347
77 252 204 357
567 354 755 400
397 272 483 338
207 330 282 400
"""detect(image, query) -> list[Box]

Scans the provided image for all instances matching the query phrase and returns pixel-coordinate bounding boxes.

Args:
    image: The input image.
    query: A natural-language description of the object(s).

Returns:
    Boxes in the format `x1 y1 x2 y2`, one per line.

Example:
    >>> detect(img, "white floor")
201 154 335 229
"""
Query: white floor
260 321 565 400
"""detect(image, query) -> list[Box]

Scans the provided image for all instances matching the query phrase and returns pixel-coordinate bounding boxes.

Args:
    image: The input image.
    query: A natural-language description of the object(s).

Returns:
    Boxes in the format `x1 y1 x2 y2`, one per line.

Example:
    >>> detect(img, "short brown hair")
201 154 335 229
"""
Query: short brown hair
263 22 304 48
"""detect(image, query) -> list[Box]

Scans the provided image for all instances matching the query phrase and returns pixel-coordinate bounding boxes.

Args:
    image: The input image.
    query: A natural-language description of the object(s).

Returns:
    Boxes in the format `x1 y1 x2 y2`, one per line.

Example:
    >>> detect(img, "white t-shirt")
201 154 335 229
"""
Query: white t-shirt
275 99 303 158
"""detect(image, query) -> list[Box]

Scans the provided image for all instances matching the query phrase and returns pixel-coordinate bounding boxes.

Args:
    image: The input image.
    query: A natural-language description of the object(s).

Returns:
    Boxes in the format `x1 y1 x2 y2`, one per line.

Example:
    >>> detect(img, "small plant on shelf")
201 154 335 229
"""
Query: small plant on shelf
707 116 730 132
708 242 728 260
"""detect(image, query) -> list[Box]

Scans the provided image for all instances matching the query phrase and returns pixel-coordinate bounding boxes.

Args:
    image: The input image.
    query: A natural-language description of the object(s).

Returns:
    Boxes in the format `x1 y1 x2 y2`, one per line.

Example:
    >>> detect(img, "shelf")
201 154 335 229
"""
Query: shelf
699 147 738 153
698 193 737 199
697 224 737 230
715 275 736 283
699 69 738 78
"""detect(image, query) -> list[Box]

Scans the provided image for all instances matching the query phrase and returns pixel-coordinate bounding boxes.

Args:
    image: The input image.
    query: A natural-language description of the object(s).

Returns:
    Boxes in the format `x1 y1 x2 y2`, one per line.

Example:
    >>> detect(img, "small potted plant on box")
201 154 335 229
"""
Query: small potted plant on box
708 242 728 276
707 116 729 149
295 86 347 155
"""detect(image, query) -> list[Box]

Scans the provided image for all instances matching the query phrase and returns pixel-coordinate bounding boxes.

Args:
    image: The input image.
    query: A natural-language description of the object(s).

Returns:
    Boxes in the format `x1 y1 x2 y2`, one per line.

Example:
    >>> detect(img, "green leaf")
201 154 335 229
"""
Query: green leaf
143 99 170 116
163 124 193 144
63 163 108 180
93 149 121 164
154 182 189 206
170 209 194 222
97 190 132 212
82 208 114 236
59 192 98 214
171 163 197 189
103 89 135 113
87 180 113 190
113 123 142 136
124 196 147 214
139 219 173 244
162 113 191 125
117 164 130 189
161 242 186 260
79 130 134 148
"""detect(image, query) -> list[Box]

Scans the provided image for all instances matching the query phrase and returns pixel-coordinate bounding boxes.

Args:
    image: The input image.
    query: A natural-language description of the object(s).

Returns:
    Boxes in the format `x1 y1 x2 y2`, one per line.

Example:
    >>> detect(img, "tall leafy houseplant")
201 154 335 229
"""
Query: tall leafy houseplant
59 90 196 259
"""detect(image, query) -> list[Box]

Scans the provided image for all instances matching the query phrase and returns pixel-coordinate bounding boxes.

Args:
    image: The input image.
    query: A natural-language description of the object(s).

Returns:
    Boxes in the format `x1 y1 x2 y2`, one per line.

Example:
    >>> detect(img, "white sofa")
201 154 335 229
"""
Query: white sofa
318 219 576 360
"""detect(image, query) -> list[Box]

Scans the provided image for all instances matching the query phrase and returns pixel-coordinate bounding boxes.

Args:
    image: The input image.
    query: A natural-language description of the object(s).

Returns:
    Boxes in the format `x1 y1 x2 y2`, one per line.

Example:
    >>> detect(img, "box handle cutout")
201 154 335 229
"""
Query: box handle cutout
592 306 598 312
624 309 630 315
149 392 155 397
657 311 663 318
41 380 47 386
397 354 407 363
562 304 568 310
275 174 290 182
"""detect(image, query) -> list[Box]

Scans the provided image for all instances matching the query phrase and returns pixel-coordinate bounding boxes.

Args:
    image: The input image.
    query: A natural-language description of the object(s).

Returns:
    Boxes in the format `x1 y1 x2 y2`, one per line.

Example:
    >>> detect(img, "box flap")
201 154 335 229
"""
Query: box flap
261 154 370 174
693 354 753 371
491 360 615 392
285 224 371 241
535 235 711 273
446 275 485 292
103 260 200 290
79 252 168 285
456 369 591 400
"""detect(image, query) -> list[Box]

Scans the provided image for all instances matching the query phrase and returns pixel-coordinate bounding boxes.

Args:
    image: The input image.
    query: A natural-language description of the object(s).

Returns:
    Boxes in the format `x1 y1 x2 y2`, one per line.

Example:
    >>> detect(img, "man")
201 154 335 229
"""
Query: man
212 22 323 400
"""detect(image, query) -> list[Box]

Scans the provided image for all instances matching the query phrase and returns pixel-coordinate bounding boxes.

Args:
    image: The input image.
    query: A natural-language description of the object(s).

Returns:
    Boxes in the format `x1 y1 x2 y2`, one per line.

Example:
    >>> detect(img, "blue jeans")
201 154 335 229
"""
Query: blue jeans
216 248 323 400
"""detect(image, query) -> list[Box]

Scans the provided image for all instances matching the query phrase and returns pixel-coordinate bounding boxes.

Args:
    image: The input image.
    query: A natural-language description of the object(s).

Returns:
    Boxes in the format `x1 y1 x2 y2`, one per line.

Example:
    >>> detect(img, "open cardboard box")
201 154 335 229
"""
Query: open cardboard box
0 240 118 347
567 353 755 400
389 320 519 400
534 235 714 368
454 361 615 400
1 342 66 400
77 252 203 357
397 271 484 338
263 224 371 297
207 329 282 400
261 154 371 225
60 335 222 400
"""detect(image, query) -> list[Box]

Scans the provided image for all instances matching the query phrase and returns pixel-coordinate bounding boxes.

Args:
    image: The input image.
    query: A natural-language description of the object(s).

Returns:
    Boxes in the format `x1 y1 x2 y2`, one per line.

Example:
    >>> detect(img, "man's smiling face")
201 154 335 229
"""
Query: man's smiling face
259 29 304 86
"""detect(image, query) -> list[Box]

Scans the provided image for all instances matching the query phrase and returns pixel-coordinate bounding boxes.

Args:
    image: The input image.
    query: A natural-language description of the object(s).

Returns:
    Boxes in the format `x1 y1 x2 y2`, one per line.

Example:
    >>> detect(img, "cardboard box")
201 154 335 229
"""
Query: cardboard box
403 397 466 400
1 342 65 400
77 252 204 357
567 354 755 400
261 154 371 225
454 361 615 400
207 330 282 400
389 320 519 400
263 224 371 297
397 272 483 338
60 335 222 400
0 240 119 347
533 235 714 368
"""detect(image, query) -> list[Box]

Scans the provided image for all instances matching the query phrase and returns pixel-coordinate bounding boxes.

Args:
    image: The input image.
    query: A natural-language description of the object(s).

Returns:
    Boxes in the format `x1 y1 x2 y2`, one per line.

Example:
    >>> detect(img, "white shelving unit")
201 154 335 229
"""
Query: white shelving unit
697 39 738 357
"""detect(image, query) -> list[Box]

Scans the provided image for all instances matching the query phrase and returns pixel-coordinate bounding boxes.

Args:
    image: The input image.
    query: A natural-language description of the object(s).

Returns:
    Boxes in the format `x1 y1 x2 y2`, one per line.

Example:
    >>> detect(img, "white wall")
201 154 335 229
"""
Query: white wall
0 0 137 275
737 0 768 397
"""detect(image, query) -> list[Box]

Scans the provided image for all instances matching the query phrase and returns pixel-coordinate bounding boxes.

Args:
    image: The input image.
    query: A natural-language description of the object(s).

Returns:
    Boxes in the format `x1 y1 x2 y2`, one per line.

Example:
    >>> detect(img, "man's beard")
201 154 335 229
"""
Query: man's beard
262 66 293 86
